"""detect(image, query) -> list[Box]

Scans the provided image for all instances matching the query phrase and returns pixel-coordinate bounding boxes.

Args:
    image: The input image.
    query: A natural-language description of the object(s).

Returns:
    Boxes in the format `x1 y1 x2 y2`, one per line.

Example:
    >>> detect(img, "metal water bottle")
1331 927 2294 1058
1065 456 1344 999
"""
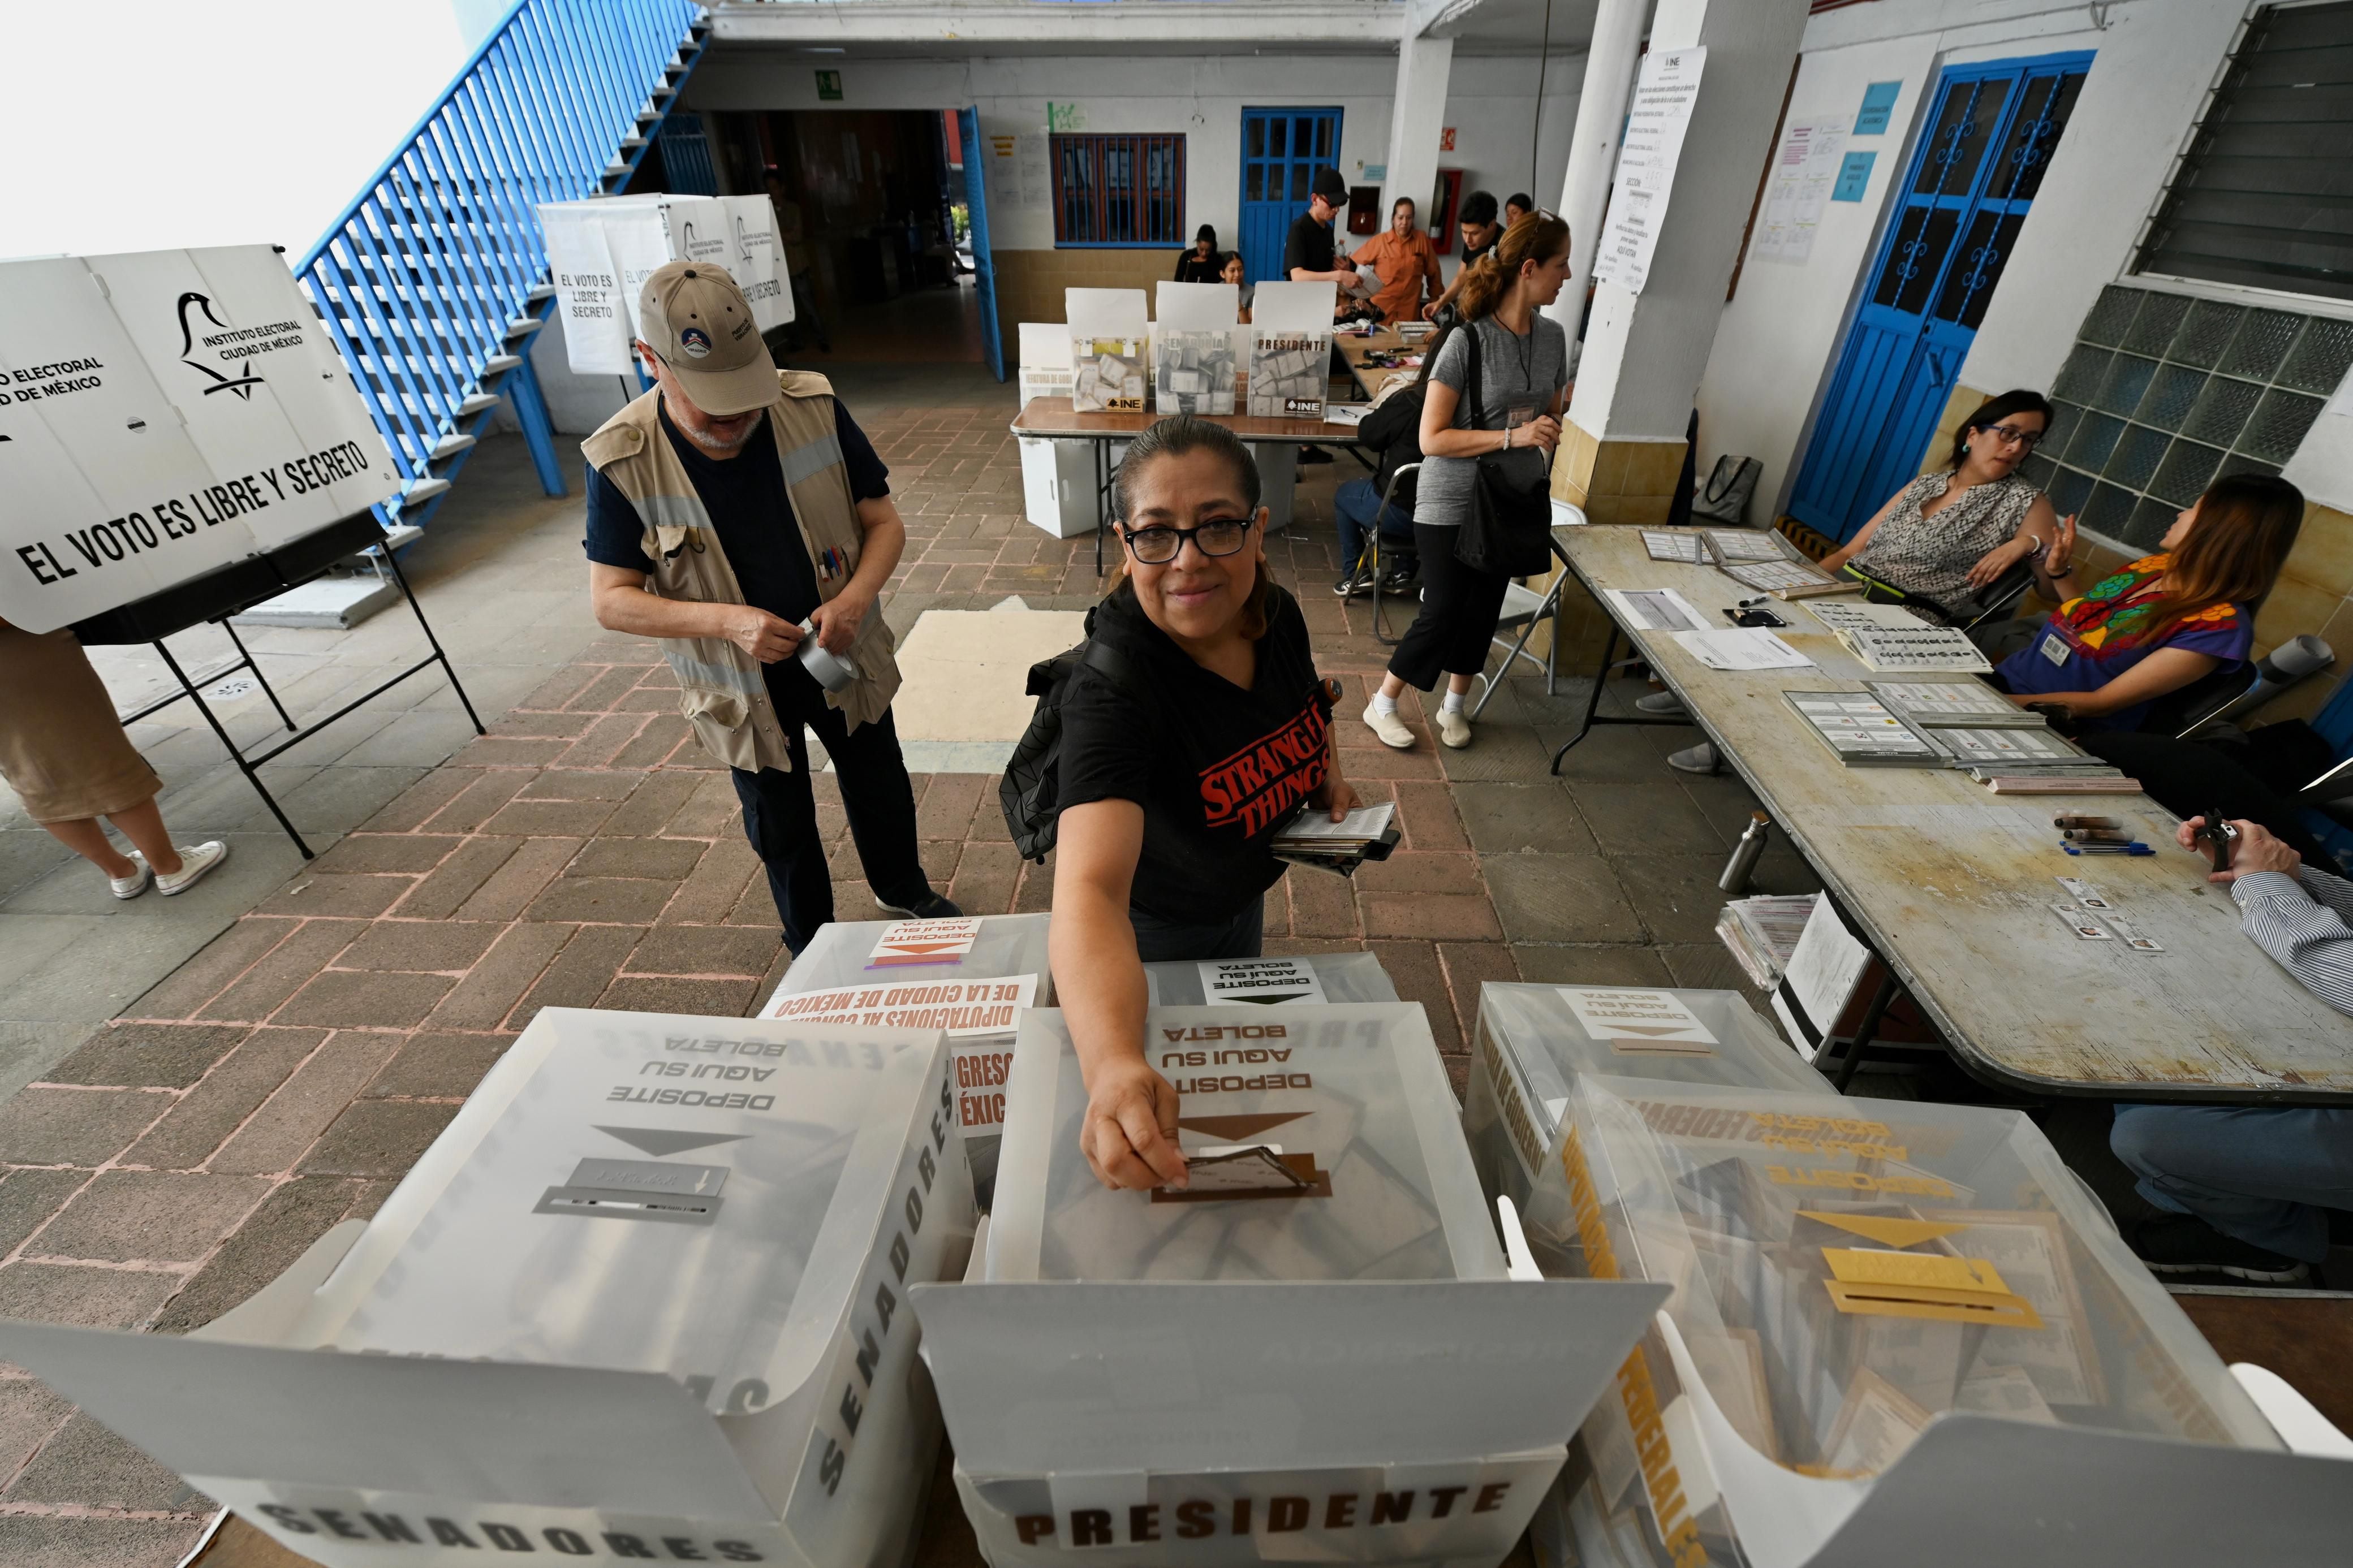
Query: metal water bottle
1719 811 1771 893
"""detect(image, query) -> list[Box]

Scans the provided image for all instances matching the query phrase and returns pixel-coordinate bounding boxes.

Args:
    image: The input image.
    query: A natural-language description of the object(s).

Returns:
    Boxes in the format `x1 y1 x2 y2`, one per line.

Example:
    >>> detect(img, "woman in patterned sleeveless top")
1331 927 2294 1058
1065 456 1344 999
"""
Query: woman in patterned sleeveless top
1820 388 2073 619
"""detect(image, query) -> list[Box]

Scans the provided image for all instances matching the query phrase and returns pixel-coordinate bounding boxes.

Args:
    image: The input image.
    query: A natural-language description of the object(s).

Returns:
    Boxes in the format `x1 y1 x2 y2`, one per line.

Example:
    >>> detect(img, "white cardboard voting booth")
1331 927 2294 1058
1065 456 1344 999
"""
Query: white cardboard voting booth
927 1002 1668 1567
0 1007 974 1568
0 245 398 632
1017 322 1097 540
1244 282 1337 420
759 913 1054 1203
1152 282 1242 416
1068 288 1149 414
540 195 792 376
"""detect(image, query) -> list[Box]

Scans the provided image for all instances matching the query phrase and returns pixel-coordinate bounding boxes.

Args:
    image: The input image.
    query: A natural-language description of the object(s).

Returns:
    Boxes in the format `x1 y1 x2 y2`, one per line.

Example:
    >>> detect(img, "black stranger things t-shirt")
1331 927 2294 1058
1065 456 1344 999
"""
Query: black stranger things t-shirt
1057 581 1331 926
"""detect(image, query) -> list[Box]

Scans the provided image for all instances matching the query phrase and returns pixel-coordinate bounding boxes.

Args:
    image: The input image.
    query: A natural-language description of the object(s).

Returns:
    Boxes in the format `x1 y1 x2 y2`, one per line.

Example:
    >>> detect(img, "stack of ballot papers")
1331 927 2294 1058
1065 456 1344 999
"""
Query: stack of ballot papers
1602 586 1712 632
1272 800 1399 874
1837 623 1994 672
1674 627 1814 670
1715 893 1822 988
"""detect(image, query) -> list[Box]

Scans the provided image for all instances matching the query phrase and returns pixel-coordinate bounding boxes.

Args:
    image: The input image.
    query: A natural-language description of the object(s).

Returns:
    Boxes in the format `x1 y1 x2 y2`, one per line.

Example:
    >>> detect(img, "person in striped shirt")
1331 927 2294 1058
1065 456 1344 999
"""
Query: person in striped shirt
2109 816 2353 1285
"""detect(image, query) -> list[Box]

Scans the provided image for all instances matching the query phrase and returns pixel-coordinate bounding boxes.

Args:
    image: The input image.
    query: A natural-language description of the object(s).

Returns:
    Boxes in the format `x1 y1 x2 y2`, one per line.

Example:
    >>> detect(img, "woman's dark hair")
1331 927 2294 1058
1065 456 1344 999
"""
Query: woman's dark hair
1457 213 1571 323
1950 388 2054 469
1391 196 1416 220
1505 192 1534 214
1111 415 1270 637
1194 223 1217 250
2141 472 2305 641
1459 190 1499 227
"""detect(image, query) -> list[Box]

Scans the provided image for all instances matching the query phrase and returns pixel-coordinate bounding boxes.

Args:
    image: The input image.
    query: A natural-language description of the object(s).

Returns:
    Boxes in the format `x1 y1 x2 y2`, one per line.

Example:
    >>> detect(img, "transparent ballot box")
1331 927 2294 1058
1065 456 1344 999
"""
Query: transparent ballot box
761 912 1052 1204
1539 1077 2282 1568
0 1008 976 1568
920 1002 1670 1568
1466 984 1825 1276
1143 949 1399 1008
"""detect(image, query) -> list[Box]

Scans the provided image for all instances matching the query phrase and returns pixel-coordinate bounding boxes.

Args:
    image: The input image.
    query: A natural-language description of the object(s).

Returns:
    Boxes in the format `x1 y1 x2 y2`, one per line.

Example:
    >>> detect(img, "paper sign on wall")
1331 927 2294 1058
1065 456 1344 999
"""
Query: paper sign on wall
1200 958 1328 1007
760 974 1035 1036
1833 151 1877 202
1854 80 1903 136
1752 119 1847 266
1558 987 1719 1051
0 246 399 633
1592 46 1706 295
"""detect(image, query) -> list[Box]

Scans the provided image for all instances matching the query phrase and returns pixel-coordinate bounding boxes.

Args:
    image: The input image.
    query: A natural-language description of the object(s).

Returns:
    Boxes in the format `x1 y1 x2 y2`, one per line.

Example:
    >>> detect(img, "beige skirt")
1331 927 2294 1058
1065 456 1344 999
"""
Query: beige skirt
0 625 161 823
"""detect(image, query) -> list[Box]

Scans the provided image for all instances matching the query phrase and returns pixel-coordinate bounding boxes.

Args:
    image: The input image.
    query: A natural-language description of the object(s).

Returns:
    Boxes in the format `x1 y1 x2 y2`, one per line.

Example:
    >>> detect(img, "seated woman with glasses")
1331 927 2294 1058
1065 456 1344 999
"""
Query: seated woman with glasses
1989 471 2302 732
1048 415 1357 1192
1818 389 2070 617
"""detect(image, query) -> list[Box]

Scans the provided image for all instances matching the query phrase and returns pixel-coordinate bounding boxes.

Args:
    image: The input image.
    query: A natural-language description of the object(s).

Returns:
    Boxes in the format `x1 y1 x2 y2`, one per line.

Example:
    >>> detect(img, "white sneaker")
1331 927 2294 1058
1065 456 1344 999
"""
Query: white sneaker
1361 700 1416 750
1667 743 1719 776
154 841 229 896
1636 690 1688 716
1437 705 1472 749
108 854 152 900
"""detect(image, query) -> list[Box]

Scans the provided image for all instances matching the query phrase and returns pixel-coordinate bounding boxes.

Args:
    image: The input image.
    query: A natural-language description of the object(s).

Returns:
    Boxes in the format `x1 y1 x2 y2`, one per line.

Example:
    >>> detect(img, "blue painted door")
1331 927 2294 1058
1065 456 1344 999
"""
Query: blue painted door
960 107 1006 382
1239 107 1342 284
1789 55 2092 542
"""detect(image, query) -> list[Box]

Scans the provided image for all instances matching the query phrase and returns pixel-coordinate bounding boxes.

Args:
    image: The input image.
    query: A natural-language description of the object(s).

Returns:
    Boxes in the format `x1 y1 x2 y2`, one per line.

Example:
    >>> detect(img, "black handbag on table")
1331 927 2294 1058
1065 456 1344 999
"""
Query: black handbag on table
1451 321 1555 578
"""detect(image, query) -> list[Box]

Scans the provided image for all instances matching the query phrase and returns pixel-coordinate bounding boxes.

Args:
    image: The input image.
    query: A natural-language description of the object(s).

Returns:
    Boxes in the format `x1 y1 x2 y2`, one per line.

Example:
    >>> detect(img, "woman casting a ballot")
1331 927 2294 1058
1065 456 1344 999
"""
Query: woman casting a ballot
1048 417 1357 1192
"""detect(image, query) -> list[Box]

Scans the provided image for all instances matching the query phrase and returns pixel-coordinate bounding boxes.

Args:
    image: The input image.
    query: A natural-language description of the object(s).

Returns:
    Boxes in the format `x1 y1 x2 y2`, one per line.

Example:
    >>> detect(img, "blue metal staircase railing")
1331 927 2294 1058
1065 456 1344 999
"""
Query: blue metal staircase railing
295 0 711 532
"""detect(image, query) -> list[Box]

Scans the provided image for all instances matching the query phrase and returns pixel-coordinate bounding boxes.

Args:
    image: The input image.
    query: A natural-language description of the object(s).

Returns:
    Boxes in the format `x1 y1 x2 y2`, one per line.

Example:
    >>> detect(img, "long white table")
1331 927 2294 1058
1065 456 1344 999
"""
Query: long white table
1554 525 2353 1104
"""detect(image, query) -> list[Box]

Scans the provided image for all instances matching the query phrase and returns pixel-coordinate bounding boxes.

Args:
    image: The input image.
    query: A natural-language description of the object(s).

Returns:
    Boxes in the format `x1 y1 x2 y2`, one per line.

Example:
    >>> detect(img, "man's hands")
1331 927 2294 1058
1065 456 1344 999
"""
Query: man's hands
1311 769 1360 823
728 606 804 663
1965 534 2039 589
1081 1054 1188 1191
2177 816 2302 883
808 585 872 655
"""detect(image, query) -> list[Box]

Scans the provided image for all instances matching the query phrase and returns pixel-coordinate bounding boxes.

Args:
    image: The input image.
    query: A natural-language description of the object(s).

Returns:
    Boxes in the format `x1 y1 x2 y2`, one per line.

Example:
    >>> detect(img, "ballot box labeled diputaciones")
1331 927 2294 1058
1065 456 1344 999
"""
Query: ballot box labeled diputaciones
913 1003 1669 1568
1466 984 1827 1277
0 1008 976 1568
761 912 1052 1202
1542 1075 2289 1568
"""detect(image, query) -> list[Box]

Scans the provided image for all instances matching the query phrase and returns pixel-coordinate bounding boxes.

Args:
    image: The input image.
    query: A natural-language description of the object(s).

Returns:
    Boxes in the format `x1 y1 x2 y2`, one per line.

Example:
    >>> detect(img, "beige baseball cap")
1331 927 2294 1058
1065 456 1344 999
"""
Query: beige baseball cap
637 260 777 416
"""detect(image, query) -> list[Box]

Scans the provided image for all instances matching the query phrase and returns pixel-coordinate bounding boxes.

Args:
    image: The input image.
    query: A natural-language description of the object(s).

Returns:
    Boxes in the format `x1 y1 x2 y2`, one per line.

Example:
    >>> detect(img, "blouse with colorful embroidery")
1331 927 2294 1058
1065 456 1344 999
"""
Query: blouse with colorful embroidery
1993 554 2253 731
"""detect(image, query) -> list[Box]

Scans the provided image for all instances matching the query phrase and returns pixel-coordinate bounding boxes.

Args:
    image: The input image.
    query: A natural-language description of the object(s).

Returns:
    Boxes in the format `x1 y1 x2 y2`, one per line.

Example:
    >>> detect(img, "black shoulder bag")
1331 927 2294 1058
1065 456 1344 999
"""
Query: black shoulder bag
999 633 1144 864
1451 322 1556 578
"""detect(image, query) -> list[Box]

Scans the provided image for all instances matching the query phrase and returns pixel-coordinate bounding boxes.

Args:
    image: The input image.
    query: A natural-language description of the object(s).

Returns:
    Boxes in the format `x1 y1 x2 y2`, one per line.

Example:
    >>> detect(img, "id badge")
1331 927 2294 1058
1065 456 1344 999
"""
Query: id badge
2038 630 2070 667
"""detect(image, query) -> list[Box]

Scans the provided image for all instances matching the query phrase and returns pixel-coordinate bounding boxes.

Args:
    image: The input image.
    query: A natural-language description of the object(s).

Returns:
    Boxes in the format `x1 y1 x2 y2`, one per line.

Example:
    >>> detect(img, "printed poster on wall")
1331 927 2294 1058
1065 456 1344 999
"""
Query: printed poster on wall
1592 45 1707 295
1752 119 1846 266
0 246 398 633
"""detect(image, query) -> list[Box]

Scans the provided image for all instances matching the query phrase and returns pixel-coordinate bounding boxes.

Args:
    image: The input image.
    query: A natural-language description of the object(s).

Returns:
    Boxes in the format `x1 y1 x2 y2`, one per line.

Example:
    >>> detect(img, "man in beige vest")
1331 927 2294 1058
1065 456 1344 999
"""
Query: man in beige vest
585 260 955 952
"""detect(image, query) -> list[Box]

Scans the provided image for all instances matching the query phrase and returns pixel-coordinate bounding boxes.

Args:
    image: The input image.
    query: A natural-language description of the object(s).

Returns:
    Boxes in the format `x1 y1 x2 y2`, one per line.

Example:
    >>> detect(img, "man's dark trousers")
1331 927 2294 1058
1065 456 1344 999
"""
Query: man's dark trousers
730 679 932 953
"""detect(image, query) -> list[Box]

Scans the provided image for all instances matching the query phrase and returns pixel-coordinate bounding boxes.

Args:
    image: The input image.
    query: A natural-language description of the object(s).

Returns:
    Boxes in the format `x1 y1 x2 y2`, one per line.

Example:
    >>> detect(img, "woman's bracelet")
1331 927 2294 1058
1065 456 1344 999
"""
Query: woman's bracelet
1502 426 1514 451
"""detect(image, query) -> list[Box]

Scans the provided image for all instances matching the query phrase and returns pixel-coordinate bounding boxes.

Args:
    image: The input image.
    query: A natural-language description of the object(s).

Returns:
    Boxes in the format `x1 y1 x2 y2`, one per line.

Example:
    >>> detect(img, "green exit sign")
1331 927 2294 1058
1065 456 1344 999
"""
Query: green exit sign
816 70 843 101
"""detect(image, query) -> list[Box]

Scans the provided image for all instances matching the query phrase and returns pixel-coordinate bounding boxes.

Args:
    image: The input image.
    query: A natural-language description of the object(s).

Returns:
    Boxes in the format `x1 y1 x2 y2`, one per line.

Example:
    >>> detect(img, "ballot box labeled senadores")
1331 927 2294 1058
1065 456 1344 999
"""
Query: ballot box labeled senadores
0 1008 976 1568
1465 984 1827 1277
761 912 1052 1203
1542 1076 2292 1568
913 1003 1670 1568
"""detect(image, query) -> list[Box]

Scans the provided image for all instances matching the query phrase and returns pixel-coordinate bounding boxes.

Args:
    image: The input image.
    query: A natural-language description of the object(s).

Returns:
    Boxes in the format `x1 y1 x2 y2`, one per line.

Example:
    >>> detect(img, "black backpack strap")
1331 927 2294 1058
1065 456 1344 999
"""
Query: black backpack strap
1078 636 1144 700
1461 318 1485 429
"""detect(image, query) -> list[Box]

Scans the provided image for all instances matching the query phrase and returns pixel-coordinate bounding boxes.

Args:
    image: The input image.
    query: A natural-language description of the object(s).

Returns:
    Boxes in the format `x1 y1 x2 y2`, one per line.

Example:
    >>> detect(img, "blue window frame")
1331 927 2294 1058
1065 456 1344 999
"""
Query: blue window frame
1051 133 1186 247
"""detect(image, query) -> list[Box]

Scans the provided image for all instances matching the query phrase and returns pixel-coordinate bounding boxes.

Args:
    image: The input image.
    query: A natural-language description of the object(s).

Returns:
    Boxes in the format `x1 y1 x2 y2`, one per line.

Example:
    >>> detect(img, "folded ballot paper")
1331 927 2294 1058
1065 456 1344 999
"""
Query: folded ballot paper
0 1008 976 1568
918 1002 1668 1568
759 912 1051 1205
1144 949 1399 1007
1272 800 1400 874
1531 1077 2284 1568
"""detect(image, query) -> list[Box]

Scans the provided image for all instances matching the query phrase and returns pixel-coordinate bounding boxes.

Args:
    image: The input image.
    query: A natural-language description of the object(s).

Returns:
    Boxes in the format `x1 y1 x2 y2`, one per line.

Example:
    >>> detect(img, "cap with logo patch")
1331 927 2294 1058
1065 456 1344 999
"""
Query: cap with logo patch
637 260 777 416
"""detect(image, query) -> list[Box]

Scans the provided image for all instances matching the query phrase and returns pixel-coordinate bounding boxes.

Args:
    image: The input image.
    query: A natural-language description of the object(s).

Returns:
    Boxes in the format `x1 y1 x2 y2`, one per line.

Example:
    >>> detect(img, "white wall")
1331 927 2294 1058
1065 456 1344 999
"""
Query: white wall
685 46 1581 259
1695 0 2280 521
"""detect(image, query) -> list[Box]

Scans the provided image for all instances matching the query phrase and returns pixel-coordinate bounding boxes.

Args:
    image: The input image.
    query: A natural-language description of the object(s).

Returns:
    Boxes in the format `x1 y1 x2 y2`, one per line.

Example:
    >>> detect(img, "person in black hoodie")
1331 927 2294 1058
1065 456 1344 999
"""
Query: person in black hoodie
1173 224 1224 284
1332 322 1453 598
1048 414 1358 1191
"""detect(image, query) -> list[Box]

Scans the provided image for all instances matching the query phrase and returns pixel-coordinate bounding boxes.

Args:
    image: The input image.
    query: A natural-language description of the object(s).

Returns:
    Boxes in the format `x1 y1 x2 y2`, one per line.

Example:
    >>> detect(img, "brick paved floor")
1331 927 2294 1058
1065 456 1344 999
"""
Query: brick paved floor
0 363 1834 1563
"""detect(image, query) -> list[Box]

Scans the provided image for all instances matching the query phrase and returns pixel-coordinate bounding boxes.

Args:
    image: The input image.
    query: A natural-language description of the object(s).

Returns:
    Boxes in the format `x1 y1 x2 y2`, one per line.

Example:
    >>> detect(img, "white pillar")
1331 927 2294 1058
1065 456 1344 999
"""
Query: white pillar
1549 0 1649 328
1384 36 1454 239
1567 0 1810 442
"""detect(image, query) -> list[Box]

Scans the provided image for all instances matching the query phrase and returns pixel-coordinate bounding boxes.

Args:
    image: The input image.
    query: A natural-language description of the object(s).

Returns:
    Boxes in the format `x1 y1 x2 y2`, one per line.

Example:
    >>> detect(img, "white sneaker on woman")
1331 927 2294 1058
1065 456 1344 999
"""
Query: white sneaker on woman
1361 700 1416 750
108 854 152 900
155 841 230 896
1437 706 1473 749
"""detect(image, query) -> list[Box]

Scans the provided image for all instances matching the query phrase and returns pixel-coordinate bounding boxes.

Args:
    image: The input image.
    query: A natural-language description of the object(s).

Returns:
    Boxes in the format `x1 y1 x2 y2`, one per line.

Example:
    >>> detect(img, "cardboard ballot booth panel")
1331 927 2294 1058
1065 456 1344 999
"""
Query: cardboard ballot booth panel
540 195 792 377
1016 323 1097 539
1145 950 1398 1008
1539 1076 2284 1568
0 246 399 633
1068 288 1149 414
0 1007 975 1568
1466 984 1826 1276
926 1000 1671 1567
760 913 1052 1203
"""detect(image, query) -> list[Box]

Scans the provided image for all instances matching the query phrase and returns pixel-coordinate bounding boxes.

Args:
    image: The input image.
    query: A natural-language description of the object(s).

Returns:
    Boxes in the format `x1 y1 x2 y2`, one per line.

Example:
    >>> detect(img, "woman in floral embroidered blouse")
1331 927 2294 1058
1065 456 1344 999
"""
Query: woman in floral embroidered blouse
1820 389 2070 616
1991 473 2304 732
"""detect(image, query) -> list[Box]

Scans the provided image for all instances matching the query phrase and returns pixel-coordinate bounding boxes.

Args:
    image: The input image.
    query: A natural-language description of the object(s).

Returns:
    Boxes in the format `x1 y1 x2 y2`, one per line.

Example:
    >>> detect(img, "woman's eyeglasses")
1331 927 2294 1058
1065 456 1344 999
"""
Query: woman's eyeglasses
1977 424 2044 448
1121 517 1254 564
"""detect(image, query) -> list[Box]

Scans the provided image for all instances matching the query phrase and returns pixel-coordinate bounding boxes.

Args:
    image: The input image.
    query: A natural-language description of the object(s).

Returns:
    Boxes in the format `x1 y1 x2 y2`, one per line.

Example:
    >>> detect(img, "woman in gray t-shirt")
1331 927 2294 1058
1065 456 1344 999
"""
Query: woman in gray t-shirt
1362 212 1572 753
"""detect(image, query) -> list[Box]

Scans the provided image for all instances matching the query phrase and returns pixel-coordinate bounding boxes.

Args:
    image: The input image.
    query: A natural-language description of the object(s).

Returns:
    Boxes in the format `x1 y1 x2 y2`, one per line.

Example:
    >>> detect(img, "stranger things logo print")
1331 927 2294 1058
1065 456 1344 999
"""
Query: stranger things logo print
1199 700 1329 837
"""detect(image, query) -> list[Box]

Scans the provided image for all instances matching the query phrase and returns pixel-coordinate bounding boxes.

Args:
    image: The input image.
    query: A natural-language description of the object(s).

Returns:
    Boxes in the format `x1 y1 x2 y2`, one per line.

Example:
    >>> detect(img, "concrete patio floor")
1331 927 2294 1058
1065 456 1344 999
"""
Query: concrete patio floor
7 360 2341 1566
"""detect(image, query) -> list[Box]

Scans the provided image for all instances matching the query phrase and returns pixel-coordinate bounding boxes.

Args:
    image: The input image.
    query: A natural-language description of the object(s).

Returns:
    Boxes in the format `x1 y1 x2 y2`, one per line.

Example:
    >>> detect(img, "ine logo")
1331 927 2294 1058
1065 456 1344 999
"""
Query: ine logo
175 292 265 400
